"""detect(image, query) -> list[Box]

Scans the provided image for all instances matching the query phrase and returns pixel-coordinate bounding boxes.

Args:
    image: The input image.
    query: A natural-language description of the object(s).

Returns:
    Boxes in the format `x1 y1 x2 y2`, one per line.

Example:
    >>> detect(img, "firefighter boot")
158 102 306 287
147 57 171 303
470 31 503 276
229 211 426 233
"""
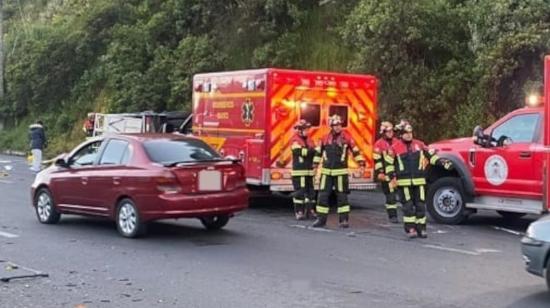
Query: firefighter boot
388 209 399 224
417 223 427 238
294 204 305 221
312 215 327 228
339 213 350 229
306 202 317 220
406 228 418 239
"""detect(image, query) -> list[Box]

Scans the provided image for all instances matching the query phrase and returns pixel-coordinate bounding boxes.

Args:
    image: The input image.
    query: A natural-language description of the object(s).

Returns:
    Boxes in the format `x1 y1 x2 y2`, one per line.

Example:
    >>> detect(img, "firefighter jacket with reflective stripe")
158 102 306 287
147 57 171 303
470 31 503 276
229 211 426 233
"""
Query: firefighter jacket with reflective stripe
388 139 441 186
373 137 396 180
314 130 365 175
291 133 316 176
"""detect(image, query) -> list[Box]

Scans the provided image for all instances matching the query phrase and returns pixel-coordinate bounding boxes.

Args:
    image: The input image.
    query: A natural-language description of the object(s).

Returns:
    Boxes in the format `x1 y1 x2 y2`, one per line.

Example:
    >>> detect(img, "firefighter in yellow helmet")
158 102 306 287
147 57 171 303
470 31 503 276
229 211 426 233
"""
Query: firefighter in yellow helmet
290 119 317 220
374 121 399 223
312 114 365 228
386 123 453 238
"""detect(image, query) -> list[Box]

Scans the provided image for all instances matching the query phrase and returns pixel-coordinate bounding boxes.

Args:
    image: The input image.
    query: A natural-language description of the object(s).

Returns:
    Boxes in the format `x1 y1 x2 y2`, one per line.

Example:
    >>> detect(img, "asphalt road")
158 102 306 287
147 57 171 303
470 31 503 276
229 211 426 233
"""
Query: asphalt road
1 155 549 308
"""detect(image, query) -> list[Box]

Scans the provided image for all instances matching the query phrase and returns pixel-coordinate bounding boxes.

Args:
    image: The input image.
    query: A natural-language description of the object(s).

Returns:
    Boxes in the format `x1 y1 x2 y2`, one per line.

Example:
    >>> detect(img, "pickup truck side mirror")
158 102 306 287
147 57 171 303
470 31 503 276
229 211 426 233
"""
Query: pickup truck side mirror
472 125 489 147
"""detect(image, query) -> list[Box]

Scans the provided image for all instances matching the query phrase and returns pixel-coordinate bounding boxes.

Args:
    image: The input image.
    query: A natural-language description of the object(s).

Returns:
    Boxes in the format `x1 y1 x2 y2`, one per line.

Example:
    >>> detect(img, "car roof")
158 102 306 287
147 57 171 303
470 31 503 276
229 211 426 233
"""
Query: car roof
111 133 198 142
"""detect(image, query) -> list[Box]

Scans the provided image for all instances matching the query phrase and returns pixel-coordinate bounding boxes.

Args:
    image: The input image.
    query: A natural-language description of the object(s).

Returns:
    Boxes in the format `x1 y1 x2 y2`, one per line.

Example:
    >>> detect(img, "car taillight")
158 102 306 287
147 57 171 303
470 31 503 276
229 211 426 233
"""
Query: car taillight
156 172 181 194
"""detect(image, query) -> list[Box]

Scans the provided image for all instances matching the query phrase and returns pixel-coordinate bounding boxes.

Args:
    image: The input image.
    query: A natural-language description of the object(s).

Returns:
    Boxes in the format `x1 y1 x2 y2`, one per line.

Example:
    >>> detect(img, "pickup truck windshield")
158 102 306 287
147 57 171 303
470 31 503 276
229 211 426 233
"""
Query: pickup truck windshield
492 113 540 143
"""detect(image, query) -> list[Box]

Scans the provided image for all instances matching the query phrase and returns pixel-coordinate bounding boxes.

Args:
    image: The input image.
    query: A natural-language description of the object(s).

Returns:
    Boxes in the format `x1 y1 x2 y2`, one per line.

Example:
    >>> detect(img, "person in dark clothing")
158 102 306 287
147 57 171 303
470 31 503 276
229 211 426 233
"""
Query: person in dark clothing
29 120 47 172
312 115 365 228
386 123 453 238
290 120 316 220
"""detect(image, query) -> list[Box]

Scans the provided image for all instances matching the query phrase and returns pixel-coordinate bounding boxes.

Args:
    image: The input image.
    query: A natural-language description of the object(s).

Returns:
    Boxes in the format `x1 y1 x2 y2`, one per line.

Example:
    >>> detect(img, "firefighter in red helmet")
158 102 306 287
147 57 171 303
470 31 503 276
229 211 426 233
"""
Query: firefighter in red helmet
312 114 365 228
386 123 453 238
290 119 317 220
374 121 399 223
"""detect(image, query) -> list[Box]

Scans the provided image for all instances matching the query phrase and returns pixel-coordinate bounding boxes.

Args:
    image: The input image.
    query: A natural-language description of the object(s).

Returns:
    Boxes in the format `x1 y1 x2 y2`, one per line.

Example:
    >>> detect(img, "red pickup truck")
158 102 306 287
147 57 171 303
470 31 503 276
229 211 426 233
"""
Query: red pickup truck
427 105 547 224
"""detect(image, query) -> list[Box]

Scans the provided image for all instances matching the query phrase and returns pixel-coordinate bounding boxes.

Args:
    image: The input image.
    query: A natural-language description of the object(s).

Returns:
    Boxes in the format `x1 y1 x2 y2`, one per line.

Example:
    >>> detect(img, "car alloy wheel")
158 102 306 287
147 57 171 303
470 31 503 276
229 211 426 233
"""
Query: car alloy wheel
35 188 61 224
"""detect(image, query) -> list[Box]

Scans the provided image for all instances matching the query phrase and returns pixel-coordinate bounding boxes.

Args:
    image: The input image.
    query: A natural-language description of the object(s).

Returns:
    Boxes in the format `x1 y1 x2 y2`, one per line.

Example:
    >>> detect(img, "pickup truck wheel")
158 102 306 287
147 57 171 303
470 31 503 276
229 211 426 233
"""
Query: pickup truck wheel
200 215 230 230
497 211 526 220
427 177 468 225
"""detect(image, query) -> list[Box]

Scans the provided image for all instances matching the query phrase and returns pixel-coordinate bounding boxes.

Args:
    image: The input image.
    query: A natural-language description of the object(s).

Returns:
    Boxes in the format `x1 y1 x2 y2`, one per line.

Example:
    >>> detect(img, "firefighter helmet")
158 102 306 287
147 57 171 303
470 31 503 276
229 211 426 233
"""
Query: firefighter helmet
329 114 343 126
394 119 410 133
379 121 394 134
294 119 312 130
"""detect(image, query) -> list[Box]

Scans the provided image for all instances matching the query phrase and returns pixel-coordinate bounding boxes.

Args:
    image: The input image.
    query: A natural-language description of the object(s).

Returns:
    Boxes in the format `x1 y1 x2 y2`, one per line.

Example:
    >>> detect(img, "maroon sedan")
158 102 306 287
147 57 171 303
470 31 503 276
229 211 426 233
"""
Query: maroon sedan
31 134 249 237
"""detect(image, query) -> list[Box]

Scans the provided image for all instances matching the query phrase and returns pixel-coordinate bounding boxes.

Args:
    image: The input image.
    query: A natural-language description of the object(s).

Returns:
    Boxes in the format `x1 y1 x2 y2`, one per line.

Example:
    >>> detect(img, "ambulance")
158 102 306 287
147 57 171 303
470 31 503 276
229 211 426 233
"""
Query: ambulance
191 69 378 192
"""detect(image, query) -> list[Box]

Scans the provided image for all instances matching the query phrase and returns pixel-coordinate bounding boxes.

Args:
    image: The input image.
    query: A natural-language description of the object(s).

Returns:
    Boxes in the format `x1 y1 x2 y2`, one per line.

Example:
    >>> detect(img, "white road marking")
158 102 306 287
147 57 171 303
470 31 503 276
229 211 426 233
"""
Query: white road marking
423 244 480 256
0 231 19 238
290 224 333 233
492 226 524 236
475 248 501 254
423 244 502 256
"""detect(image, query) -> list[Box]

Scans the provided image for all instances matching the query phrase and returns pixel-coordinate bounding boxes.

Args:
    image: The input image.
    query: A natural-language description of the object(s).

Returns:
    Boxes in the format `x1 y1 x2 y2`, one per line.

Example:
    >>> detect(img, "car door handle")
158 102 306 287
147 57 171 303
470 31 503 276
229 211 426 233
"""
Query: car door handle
113 177 121 185
519 151 532 159
81 177 88 185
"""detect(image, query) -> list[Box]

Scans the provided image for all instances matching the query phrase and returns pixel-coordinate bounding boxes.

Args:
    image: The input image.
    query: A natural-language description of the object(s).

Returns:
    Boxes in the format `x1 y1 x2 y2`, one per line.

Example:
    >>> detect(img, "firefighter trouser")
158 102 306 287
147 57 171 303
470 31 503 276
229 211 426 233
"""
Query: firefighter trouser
381 181 398 219
316 174 350 221
292 176 315 214
398 184 427 233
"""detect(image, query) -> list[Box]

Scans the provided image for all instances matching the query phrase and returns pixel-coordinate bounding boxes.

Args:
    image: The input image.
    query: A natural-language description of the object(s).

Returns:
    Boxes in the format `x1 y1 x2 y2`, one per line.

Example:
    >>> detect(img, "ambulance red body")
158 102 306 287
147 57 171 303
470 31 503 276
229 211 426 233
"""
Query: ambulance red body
427 57 550 224
191 69 378 192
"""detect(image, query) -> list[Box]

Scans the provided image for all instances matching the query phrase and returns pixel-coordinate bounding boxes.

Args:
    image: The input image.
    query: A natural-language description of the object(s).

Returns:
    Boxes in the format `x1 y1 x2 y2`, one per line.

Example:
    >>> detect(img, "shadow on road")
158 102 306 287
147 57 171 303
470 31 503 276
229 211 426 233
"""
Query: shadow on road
505 290 550 308
48 216 246 244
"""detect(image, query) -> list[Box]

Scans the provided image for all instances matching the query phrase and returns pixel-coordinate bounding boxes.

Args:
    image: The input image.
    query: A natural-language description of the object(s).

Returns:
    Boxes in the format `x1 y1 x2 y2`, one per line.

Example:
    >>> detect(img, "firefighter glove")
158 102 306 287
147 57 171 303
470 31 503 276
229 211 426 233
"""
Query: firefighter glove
377 173 386 182
389 178 398 189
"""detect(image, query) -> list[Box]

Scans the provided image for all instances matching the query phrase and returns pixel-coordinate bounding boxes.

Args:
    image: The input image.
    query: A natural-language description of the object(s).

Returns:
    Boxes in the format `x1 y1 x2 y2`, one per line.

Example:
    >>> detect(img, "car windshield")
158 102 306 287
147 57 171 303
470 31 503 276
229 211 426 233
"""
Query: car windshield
143 138 221 165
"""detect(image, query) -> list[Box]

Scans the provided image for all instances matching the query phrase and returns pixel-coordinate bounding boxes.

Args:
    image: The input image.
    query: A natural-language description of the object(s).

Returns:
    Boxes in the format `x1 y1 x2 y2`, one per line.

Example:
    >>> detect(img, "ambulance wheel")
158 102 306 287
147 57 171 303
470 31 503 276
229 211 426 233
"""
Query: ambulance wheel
427 177 468 225
497 211 526 220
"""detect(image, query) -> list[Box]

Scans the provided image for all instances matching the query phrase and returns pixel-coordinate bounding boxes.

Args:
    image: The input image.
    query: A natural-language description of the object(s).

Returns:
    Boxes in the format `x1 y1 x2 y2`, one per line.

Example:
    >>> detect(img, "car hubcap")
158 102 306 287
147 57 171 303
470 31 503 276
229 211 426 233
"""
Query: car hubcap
434 187 463 218
37 193 52 221
119 203 137 235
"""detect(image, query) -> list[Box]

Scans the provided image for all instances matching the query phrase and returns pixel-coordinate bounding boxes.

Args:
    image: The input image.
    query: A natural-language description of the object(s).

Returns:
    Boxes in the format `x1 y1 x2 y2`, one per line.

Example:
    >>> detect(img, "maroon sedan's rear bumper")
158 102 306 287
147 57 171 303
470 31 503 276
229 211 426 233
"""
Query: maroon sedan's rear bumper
139 188 249 221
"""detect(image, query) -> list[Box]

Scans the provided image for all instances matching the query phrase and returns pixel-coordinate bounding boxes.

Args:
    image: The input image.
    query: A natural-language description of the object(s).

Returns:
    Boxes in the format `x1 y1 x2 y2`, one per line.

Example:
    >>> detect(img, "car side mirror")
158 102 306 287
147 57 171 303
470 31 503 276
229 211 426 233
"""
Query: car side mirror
54 158 69 168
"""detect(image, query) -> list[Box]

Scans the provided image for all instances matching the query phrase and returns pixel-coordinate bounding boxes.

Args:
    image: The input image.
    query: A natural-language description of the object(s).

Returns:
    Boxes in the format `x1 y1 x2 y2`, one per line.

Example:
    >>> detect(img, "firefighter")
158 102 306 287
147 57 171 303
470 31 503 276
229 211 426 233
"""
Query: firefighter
312 115 365 228
387 123 453 238
374 121 399 223
290 120 317 220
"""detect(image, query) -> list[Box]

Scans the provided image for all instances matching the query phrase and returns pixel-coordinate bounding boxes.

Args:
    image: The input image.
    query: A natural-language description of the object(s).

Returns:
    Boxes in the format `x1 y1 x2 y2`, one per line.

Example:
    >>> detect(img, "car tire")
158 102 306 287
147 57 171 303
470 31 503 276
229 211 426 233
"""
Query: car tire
116 198 146 238
497 211 526 220
427 177 468 225
34 188 61 224
200 215 230 230
546 256 550 291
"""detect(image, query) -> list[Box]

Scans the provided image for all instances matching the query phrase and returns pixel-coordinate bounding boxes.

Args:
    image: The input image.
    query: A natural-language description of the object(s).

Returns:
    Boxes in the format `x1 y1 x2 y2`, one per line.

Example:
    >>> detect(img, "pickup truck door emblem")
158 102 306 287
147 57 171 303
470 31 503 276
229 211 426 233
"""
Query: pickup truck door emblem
484 155 508 186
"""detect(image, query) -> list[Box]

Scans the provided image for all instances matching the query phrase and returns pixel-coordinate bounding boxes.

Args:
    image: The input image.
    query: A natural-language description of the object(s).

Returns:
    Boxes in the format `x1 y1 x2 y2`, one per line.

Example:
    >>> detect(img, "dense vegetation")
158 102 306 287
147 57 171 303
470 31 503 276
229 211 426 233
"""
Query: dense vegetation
1 0 550 156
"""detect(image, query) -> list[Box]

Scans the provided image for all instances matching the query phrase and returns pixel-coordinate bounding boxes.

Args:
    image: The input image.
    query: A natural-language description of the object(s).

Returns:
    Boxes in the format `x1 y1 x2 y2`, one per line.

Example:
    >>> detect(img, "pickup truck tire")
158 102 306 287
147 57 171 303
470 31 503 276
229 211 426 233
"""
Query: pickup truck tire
427 177 468 225
497 211 526 220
